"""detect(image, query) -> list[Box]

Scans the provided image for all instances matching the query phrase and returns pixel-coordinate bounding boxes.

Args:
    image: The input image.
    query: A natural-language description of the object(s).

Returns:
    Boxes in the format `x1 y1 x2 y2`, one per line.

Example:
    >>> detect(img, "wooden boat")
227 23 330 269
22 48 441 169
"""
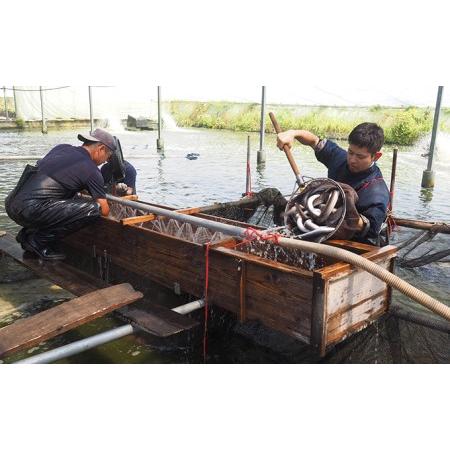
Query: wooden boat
48 193 397 356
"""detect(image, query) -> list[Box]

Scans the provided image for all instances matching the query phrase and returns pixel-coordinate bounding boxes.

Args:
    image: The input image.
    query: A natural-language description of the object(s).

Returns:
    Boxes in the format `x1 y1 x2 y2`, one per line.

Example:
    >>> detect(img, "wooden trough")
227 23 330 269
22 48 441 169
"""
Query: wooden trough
55 196 397 356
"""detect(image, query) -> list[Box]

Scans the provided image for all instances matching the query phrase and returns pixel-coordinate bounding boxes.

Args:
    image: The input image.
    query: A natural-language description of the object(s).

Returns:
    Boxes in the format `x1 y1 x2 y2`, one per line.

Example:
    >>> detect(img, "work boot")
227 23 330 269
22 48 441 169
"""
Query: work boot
15 228 29 249
23 234 66 261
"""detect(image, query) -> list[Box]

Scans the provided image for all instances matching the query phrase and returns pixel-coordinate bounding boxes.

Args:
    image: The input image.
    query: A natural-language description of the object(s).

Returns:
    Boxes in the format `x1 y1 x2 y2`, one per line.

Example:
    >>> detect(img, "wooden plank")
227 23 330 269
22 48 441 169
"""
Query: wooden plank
326 294 387 345
317 245 397 279
244 261 313 339
174 207 202 215
65 221 207 298
116 303 199 337
239 260 247 322
217 246 313 278
326 259 391 316
121 195 139 201
121 214 156 226
323 256 391 348
327 239 375 254
310 272 327 354
0 283 143 357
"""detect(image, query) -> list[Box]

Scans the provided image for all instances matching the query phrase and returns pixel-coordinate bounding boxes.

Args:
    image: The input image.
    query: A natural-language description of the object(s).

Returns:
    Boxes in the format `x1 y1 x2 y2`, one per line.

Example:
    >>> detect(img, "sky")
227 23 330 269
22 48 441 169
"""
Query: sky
148 85 449 107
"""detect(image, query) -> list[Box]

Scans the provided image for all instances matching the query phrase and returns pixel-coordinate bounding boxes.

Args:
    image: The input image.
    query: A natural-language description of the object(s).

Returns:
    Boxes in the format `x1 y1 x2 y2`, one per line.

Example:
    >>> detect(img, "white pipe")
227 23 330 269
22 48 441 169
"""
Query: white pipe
15 299 205 364
15 324 134 364
172 298 205 314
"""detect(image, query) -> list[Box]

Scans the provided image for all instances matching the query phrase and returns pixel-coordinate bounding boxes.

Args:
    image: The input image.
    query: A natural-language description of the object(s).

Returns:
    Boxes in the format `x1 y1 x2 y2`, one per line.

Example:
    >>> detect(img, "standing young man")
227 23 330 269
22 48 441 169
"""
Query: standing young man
277 122 390 245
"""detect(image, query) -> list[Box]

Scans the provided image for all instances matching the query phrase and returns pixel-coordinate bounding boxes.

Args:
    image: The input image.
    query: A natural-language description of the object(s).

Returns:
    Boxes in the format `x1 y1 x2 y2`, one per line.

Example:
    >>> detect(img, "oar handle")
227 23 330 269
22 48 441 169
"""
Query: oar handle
269 112 305 187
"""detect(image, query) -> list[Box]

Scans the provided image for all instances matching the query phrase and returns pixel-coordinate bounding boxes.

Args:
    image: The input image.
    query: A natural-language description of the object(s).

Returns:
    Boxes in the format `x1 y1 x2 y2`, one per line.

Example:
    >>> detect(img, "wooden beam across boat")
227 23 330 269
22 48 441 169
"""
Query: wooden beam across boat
0 283 143 358
121 214 157 226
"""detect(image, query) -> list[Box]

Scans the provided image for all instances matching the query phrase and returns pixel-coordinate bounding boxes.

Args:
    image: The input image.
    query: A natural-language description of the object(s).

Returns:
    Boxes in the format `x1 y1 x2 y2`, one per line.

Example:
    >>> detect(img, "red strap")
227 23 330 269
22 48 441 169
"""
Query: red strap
243 227 280 244
356 176 384 192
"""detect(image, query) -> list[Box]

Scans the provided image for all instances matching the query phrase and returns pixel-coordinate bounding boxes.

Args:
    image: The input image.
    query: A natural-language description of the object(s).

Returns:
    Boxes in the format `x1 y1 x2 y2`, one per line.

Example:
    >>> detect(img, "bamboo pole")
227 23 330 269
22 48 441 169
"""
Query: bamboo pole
392 217 450 234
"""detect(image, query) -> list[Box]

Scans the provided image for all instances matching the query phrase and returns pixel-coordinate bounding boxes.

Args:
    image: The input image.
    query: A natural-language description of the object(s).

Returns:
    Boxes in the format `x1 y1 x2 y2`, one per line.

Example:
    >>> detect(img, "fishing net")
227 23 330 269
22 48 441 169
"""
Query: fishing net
395 228 450 267
108 194 322 270
204 188 287 228
109 202 226 244
237 239 325 271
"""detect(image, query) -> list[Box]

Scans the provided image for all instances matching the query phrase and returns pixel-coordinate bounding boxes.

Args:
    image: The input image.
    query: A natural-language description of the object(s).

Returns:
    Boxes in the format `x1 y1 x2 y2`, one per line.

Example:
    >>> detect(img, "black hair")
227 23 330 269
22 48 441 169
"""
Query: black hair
348 122 384 154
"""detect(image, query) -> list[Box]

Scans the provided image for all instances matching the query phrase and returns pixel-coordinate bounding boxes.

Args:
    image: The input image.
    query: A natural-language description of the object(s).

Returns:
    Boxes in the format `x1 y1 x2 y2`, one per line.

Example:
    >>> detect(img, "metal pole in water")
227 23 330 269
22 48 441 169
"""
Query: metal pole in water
12 86 18 120
88 86 94 133
389 147 398 212
257 86 266 165
421 85 444 188
2 86 8 120
14 299 205 364
157 86 164 151
246 135 251 195
39 86 47 134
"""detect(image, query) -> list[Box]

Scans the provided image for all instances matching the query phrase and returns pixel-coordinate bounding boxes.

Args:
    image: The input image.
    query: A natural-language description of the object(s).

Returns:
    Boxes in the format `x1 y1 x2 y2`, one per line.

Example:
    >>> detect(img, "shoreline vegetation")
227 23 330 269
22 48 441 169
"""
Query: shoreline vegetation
3 99 450 146
170 101 450 146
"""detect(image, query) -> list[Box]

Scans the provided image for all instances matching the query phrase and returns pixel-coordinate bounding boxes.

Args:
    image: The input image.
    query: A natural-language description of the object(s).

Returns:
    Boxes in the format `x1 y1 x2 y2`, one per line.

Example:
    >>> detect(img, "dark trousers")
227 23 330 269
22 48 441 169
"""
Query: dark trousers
5 171 101 247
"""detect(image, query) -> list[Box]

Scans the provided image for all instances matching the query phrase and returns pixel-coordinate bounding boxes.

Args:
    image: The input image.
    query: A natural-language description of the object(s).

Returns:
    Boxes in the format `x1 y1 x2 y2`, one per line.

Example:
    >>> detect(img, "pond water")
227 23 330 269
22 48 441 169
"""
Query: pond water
0 127 449 363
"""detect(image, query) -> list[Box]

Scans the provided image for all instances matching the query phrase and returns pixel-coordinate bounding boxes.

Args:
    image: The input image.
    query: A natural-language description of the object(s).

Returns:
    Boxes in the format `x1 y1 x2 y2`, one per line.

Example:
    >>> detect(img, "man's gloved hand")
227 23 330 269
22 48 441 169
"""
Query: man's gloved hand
333 183 362 240
116 183 129 196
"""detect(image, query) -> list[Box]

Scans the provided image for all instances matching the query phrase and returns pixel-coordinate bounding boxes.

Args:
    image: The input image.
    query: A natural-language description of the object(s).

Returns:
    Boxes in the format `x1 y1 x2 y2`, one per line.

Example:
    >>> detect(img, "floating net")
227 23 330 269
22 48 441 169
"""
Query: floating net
203 188 288 228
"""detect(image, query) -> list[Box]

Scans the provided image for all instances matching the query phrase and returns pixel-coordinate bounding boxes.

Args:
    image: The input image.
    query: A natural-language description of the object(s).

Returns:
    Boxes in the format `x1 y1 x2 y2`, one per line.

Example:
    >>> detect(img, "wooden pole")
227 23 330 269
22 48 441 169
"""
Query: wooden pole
269 112 304 187
391 217 450 234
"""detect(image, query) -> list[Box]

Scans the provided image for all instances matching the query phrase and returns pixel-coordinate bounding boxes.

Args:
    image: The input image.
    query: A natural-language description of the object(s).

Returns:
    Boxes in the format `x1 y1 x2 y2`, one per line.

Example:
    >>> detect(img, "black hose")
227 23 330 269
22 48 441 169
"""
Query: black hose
389 305 450 334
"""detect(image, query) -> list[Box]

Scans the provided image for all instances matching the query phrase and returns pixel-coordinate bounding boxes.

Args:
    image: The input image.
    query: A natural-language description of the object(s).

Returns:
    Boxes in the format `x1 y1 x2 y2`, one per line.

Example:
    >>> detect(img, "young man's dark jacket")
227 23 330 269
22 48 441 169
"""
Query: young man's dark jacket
315 140 390 244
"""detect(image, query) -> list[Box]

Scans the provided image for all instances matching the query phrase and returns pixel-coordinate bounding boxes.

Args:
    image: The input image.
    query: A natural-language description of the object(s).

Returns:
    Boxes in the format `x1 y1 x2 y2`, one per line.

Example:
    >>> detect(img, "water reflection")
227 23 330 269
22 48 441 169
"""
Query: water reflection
419 187 434 203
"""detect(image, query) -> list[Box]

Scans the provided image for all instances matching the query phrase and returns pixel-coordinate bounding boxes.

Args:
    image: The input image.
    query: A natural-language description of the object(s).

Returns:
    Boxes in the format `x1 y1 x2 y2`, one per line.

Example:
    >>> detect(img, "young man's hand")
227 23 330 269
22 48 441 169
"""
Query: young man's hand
277 130 320 151
277 130 298 151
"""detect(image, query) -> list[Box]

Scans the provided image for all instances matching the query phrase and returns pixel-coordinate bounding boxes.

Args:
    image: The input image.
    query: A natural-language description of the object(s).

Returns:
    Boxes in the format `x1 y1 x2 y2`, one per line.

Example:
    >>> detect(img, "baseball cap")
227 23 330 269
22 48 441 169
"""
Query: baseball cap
78 128 117 152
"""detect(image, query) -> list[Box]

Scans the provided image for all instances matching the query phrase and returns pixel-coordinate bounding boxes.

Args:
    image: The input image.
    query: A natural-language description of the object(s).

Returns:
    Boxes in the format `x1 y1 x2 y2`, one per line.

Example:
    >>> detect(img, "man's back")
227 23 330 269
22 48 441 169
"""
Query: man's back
37 144 105 199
